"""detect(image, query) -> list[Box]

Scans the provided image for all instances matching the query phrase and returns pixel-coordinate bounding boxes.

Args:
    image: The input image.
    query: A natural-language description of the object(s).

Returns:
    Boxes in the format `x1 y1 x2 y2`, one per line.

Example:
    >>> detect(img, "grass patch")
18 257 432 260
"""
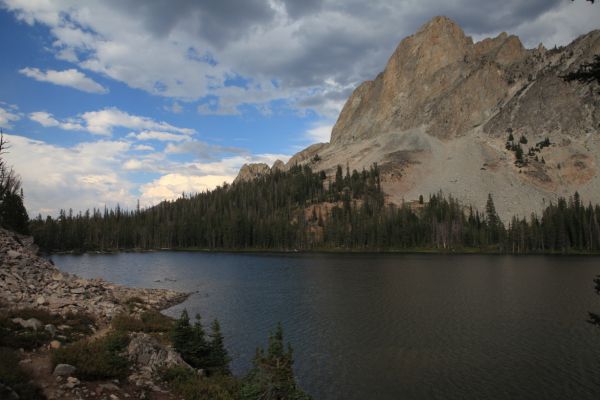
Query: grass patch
0 347 45 399
112 310 174 334
52 331 130 380
161 366 240 400
0 307 96 349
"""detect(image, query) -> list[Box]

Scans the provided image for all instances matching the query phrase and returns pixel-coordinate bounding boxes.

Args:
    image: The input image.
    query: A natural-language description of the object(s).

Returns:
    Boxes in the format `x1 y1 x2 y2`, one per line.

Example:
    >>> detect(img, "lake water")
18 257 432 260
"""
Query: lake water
51 252 600 400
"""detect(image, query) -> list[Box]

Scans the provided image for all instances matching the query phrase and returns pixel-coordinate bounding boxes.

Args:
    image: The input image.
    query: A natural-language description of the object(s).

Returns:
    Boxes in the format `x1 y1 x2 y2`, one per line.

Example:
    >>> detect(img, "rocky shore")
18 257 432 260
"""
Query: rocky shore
0 228 193 399
0 228 188 321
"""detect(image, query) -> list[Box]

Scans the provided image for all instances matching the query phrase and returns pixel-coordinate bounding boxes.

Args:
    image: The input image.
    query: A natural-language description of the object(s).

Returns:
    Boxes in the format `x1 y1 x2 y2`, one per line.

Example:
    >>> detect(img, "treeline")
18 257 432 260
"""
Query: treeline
0 133 29 234
30 164 600 253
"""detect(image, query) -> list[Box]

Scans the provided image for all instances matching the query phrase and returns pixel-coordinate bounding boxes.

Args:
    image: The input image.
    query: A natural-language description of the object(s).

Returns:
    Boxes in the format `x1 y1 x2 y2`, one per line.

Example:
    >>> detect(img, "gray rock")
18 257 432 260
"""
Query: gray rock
12 317 42 330
6 250 20 258
70 287 85 294
53 363 76 377
45 324 57 336
98 383 121 392
127 333 190 372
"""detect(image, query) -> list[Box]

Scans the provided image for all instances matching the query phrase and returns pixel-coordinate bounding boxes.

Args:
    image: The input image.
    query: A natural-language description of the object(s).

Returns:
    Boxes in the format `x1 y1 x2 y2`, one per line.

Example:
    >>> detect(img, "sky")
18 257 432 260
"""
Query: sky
0 0 598 216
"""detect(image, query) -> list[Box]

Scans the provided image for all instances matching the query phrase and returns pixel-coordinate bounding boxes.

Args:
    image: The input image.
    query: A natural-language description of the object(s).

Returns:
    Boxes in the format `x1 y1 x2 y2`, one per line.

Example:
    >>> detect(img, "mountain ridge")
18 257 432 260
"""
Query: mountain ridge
237 16 600 220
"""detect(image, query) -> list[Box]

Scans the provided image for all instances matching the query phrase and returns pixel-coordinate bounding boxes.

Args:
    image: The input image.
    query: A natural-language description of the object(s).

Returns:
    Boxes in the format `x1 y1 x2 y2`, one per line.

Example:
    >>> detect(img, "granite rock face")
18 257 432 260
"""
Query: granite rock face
247 16 600 220
233 163 271 183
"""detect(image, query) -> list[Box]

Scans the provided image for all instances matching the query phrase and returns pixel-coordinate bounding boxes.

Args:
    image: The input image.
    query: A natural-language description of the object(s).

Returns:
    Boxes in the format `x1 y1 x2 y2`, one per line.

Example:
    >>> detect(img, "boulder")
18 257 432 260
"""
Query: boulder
53 364 76 377
127 333 190 372
12 317 42 330
45 324 57 336
6 250 20 258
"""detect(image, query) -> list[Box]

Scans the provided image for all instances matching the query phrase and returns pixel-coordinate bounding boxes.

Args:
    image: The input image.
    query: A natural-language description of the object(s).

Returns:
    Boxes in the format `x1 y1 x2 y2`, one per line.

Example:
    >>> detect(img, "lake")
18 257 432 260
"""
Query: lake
51 252 600 400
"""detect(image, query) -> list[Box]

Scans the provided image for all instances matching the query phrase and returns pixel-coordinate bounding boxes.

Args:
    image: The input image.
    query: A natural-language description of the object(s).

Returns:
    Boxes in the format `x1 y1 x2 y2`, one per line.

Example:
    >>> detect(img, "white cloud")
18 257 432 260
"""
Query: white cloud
2 134 134 215
19 67 108 94
81 108 195 136
132 144 154 151
29 111 84 131
139 173 233 205
122 159 144 171
0 106 21 128
127 130 190 142
28 107 195 137
1 131 289 216
166 102 183 114
304 123 333 143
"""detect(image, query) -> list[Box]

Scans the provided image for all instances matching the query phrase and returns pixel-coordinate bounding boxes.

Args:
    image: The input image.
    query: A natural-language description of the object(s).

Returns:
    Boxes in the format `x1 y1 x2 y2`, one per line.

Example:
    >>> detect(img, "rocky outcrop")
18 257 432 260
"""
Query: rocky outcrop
234 163 271 183
270 16 600 220
0 228 187 320
127 332 191 389
271 159 285 171
285 143 328 168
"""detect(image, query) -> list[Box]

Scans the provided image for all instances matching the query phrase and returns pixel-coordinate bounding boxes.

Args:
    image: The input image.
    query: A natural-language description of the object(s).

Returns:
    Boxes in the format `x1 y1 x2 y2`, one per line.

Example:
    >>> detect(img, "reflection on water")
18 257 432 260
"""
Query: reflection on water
52 252 600 400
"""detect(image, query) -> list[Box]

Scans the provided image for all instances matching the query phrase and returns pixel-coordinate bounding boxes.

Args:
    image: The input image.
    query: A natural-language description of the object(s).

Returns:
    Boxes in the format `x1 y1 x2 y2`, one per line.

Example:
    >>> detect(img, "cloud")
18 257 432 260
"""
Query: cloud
139 173 233 205
304 123 333 143
166 102 183 114
138 151 290 205
127 130 190 142
28 107 195 137
0 105 21 128
132 144 155 151
5 1 597 118
1 131 289 215
80 108 195 136
19 67 108 94
29 111 84 131
2 133 134 215
165 140 247 161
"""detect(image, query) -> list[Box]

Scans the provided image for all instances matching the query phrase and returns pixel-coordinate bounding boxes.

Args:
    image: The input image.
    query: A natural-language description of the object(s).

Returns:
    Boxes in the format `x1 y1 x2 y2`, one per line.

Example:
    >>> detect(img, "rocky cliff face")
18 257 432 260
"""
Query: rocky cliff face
266 16 600 220
233 163 271 183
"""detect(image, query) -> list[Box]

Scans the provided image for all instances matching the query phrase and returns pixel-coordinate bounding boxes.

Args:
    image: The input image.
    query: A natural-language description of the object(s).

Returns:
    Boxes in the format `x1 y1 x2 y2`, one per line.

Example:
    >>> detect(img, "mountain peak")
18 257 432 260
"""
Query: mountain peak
417 16 464 36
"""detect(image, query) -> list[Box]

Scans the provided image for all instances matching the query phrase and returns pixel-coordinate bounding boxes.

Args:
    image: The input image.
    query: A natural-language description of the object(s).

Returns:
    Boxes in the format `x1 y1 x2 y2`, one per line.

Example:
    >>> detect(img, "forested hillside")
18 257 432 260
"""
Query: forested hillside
30 164 600 253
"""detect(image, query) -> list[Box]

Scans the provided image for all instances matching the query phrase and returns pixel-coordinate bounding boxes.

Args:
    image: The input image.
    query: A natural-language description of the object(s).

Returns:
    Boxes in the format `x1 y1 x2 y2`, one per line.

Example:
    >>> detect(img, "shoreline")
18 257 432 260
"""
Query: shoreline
47 246 600 257
0 228 190 322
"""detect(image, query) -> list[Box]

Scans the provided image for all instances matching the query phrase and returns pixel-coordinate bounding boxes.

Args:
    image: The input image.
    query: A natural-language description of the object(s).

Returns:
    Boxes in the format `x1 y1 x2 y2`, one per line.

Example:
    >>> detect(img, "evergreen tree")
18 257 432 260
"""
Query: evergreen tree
207 319 231 375
240 323 310 400
171 309 209 369
172 309 193 357
0 191 29 234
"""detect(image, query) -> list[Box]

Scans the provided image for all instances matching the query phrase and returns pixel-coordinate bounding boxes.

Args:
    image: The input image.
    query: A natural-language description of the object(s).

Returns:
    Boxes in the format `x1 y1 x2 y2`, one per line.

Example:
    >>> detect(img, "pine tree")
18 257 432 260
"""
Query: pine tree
207 319 231 375
172 309 193 359
171 309 209 369
240 323 310 400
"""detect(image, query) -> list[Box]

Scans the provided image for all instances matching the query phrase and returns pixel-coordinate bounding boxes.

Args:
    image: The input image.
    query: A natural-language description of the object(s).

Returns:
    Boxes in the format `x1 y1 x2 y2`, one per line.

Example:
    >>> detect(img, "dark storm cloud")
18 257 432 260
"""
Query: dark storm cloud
4 0 596 116
100 0 578 88
105 0 276 45
280 0 324 18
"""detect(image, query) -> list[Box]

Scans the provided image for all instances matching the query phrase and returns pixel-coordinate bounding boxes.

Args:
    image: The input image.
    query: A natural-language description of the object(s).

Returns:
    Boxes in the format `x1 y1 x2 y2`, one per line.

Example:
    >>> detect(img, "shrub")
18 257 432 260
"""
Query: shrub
0 316 52 350
162 366 239 400
52 332 130 380
0 308 96 345
140 310 174 332
0 347 45 399
112 310 174 333
111 314 144 332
